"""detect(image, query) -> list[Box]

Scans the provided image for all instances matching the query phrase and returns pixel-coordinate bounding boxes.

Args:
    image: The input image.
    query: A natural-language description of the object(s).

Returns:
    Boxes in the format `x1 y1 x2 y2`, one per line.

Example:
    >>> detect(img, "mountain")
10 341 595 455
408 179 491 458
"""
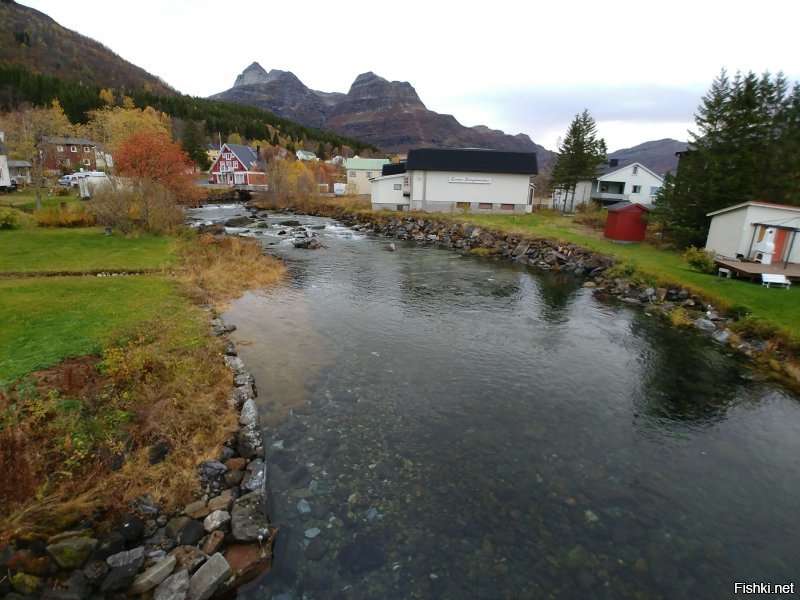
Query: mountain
0 0 173 95
212 65 556 167
608 138 688 176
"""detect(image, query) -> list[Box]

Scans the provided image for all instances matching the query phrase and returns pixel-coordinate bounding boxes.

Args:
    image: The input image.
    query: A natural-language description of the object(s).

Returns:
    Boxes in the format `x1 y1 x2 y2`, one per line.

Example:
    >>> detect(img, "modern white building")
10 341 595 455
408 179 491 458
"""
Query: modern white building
370 148 538 214
705 201 800 266
346 156 391 195
554 160 664 210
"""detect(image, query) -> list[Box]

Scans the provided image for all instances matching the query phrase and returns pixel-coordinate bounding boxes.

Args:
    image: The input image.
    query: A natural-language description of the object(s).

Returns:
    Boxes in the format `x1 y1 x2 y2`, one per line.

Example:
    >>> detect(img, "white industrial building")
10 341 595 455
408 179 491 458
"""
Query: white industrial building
370 148 538 214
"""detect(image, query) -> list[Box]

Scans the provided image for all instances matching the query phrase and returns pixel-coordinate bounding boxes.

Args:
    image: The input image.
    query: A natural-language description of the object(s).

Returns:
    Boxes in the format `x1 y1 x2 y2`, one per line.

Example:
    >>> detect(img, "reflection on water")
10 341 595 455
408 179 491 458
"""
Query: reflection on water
203 208 800 599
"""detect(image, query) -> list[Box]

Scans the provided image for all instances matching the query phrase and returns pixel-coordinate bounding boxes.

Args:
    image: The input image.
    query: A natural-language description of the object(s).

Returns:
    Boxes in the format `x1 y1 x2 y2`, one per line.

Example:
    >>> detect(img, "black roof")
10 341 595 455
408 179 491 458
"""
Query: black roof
405 148 537 175
382 162 407 176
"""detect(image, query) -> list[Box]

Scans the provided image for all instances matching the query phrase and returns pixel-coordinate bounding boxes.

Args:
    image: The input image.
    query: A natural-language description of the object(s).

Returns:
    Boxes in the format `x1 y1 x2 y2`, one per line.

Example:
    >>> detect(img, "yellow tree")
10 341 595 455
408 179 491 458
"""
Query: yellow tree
0 100 74 160
82 105 172 152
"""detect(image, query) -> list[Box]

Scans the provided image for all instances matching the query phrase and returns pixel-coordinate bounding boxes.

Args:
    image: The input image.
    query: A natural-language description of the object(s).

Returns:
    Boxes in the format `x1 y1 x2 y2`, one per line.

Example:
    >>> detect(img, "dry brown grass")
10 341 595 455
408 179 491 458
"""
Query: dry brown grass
34 205 96 227
178 234 285 310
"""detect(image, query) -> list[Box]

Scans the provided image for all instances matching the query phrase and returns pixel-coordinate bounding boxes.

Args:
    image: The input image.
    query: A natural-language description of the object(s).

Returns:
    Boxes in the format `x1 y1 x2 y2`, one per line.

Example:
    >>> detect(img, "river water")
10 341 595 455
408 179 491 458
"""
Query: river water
190 205 800 599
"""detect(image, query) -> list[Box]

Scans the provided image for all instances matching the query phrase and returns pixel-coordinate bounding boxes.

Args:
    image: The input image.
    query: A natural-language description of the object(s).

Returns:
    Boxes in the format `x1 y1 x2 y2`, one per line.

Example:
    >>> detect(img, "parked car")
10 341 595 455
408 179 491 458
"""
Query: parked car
59 172 108 188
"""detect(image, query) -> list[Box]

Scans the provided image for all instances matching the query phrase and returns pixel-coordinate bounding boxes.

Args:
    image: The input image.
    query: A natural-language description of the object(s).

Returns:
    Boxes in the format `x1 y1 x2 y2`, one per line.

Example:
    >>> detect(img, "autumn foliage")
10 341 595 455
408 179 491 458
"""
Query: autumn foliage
114 131 202 205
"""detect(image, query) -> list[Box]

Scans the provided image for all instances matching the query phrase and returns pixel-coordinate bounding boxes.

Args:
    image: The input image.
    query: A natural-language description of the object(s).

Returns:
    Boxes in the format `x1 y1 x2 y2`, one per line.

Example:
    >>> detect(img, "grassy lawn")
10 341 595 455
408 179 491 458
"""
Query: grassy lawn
0 275 201 385
0 188 80 211
0 225 178 273
428 212 800 344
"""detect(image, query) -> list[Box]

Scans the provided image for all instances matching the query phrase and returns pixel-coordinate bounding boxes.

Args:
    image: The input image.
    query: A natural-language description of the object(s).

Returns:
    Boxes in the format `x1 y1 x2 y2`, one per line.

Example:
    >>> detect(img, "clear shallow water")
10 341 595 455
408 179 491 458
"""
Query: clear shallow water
191 207 800 599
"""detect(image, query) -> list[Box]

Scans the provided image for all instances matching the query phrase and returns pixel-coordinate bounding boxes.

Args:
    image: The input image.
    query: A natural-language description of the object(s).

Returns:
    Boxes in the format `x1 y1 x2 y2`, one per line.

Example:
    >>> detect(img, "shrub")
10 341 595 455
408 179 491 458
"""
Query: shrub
682 245 716 274
35 206 95 228
0 209 19 230
90 180 183 235
573 204 607 230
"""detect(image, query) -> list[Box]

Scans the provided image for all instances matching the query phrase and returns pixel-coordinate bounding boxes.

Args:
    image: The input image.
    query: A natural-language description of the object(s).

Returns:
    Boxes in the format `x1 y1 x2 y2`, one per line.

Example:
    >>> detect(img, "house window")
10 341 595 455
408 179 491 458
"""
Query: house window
83 159 91 166
396 205 405 211
403 176 409 186
57 145 64 152
366 171 373 178
650 186 661 196
500 203 514 210
632 185 642 194
632 165 639 174
478 202 492 209
232 161 239 169
83 146 90 152
348 170 356 177
393 183 402 190
70 145 77 153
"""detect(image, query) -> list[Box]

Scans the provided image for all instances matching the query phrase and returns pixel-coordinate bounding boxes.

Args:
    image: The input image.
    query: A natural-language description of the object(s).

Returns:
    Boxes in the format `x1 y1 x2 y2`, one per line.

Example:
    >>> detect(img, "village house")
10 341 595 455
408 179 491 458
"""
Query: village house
346 156 390 195
209 143 264 185
39 136 102 173
554 159 664 210
8 160 32 185
370 148 538 214
296 149 318 162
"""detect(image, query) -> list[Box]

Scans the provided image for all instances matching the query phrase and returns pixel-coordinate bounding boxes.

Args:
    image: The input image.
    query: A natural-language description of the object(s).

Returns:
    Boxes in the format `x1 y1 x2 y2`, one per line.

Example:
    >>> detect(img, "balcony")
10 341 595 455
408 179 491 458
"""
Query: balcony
591 192 629 202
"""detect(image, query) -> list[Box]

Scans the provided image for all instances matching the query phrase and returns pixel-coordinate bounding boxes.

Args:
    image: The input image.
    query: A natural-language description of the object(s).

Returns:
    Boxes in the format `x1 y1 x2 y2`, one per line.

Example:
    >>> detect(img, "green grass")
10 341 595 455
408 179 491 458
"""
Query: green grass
0 275 202 385
432 212 800 344
0 189 80 212
0 226 178 273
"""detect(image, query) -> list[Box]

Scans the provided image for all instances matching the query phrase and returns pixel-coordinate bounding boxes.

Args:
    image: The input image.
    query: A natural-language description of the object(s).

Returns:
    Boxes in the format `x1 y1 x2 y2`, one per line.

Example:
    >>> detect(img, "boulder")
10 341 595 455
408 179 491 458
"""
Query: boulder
187 553 231 600
230 491 269 543
129 554 177 595
241 459 266 494
154 570 189 600
46 536 97 570
203 510 231 533
238 423 264 460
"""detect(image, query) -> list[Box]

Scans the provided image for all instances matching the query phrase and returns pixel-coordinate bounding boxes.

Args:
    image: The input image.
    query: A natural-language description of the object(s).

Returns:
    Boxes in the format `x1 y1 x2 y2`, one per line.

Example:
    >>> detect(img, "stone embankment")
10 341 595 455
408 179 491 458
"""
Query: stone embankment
0 316 274 600
296 206 797 378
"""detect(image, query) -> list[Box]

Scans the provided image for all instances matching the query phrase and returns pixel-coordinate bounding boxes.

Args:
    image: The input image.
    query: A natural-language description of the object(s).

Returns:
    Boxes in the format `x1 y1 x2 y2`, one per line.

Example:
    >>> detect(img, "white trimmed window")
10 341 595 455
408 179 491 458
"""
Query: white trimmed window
70 146 77 152
632 185 642 194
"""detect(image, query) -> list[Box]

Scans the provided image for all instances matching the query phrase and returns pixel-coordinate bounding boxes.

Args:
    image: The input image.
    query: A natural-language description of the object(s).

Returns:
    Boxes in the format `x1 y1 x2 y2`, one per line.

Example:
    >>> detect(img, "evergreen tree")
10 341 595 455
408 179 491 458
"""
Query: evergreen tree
181 120 210 170
551 109 607 211
653 70 800 247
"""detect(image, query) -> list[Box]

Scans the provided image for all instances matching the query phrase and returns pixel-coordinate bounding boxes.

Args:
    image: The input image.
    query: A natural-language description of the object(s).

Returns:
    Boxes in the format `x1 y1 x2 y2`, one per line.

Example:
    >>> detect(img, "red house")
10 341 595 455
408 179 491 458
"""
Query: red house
604 202 650 242
40 136 100 173
209 143 263 185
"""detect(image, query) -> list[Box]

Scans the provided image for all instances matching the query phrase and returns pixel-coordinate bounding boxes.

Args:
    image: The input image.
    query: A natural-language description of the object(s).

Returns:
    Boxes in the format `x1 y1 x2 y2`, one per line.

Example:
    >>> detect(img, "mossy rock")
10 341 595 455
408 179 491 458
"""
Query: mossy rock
46 536 98 569
11 572 42 595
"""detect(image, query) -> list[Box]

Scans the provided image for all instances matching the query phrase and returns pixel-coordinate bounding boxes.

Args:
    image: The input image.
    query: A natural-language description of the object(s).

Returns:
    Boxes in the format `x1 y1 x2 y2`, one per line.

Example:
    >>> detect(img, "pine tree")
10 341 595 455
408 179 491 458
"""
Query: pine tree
551 109 607 212
654 70 800 247
181 120 210 170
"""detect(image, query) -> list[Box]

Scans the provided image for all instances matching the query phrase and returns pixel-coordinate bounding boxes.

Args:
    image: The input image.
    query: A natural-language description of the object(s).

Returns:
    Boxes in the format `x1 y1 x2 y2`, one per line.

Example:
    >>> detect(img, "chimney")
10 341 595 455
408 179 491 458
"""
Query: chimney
609 158 619 167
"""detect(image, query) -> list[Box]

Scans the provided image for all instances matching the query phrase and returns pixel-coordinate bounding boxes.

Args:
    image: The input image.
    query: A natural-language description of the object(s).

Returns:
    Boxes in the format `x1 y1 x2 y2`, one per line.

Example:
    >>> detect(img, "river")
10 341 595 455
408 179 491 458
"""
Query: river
189 204 800 599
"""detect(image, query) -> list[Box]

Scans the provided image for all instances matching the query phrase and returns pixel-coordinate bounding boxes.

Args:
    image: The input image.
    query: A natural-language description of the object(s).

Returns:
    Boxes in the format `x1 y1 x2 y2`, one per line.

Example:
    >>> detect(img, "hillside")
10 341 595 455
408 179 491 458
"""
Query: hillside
608 138 688 175
0 0 173 95
212 64 557 167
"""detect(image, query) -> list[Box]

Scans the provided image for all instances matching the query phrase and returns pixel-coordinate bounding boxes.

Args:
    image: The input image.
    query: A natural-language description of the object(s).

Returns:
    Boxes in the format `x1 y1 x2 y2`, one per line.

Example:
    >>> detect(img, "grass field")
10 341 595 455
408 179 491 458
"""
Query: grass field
0 225 178 273
0 275 198 385
0 188 80 212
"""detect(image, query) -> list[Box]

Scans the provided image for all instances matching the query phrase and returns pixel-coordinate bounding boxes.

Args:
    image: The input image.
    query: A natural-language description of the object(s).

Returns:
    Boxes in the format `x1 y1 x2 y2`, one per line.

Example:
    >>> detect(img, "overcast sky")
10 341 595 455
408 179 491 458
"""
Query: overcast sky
19 0 799 152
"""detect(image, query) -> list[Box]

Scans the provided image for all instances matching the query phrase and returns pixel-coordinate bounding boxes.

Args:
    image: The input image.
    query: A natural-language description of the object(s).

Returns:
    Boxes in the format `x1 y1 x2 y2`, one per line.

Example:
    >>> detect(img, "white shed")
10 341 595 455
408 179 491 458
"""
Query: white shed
706 201 800 266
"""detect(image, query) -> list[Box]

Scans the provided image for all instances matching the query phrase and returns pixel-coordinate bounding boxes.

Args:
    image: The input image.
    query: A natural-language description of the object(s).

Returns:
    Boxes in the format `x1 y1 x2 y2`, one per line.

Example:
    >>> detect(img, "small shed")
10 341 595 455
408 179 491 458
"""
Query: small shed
604 202 650 242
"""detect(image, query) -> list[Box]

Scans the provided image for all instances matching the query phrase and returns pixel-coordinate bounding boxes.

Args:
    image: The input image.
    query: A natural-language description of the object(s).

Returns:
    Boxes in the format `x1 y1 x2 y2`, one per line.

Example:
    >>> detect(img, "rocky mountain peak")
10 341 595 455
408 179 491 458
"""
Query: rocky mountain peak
330 72 426 117
233 62 269 86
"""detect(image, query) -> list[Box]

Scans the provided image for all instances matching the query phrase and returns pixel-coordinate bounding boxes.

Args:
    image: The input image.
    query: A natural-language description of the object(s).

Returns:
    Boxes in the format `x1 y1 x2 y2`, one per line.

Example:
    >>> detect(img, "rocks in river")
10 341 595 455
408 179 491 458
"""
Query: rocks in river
338 536 387 574
224 216 254 227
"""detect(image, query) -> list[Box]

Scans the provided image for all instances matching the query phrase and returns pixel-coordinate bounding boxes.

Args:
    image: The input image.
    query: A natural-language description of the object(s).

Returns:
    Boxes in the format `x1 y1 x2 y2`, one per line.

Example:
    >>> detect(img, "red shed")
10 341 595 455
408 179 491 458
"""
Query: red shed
603 202 650 242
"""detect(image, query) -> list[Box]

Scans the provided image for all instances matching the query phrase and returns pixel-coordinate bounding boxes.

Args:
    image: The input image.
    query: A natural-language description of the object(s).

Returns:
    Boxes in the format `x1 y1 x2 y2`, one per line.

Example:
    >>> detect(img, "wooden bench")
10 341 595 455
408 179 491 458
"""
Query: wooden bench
761 274 791 289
